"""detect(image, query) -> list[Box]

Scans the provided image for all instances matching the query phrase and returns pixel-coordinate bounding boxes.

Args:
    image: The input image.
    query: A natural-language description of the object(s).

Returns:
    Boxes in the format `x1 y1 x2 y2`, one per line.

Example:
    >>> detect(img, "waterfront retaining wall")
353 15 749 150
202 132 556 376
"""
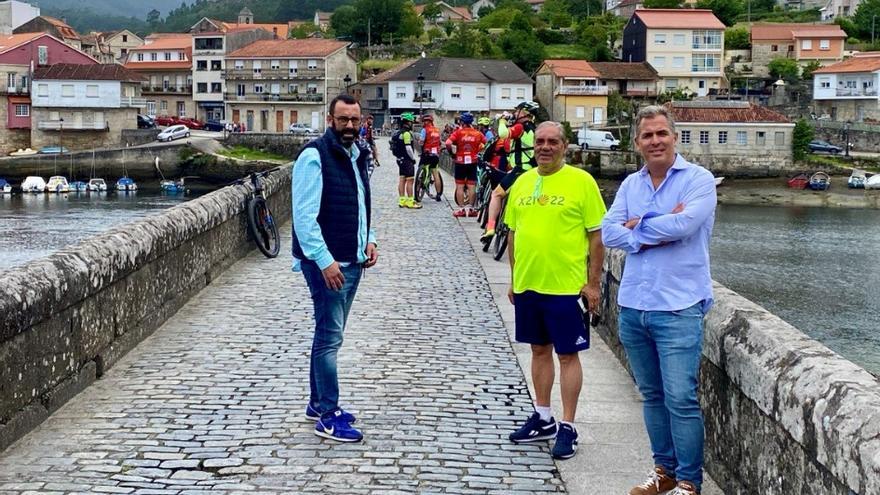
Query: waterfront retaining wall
597 250 880 495
224 132 311 159
0 166 293 452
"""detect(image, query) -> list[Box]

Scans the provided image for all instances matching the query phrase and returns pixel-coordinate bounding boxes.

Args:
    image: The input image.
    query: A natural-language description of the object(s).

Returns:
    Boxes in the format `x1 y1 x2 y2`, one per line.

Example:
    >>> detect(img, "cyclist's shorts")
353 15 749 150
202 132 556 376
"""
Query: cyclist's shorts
419 154 440 169
513 291 589 354
454 162 477 184
486 166 507 189
397 158 415 178
499 167 526 191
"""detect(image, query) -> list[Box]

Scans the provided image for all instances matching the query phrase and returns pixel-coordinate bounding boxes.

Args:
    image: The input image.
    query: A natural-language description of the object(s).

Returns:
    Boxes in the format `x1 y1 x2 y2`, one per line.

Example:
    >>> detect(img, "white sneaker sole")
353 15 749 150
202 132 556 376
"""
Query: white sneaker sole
314 429 362 442
510 431 558 443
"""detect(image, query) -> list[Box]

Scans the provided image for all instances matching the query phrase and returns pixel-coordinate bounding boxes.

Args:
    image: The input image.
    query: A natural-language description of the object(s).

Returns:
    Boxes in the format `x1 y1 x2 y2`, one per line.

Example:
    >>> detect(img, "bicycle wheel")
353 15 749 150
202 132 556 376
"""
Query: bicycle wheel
477 182 492 227
429 172 443 200
247 196 280 258
492 201 509 261
414 166 427 202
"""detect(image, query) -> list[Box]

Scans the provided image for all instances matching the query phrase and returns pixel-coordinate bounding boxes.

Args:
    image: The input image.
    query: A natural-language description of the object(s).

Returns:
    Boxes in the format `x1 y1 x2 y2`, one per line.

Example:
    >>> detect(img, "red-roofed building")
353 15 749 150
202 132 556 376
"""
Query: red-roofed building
125 34 194 119
750 23 846 78
623 9 725 96
535 60 608 127
812 54 880 122
224 39 355 132
14 16 81 50
664 100 794 172
0 32 97 154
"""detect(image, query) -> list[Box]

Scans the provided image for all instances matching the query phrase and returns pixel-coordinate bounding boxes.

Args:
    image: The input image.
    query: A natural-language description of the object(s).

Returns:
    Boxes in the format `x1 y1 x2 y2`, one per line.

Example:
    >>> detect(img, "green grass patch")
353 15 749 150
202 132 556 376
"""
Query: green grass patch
218 146 288 162
545 44 589 59
360 59 408 72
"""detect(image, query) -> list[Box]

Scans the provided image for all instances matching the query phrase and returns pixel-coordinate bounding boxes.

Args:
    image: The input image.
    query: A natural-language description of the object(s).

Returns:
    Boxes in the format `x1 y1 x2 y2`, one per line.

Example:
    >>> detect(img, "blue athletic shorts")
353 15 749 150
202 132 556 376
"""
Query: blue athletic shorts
513 291 589 354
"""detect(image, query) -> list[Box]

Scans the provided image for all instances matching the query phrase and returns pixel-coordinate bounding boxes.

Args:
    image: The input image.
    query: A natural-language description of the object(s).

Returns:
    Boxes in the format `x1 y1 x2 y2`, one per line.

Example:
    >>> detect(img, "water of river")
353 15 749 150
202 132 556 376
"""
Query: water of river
0 191 198 270
712 204 880 375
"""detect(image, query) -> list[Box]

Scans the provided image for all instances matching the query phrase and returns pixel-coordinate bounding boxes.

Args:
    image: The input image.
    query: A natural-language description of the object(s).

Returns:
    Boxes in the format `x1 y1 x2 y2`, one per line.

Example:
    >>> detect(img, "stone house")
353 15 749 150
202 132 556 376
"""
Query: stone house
812 54 880 122
622 9 725 97
535 60 609 128
664 100 794 174
820 0 862 20
14 15 80 50
352 59 415 129
589 61 659 97
124 34 194 120
414 1 472 27
91 30 143 64
31 64 146 150
0 32 96 155
750 23 846 79
224 39 355 133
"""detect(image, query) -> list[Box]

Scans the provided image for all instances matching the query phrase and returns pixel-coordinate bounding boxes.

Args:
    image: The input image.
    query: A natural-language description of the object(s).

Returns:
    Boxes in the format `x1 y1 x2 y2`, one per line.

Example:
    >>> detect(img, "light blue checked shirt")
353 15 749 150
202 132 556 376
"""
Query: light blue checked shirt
601 154 716 312
291 145 376 272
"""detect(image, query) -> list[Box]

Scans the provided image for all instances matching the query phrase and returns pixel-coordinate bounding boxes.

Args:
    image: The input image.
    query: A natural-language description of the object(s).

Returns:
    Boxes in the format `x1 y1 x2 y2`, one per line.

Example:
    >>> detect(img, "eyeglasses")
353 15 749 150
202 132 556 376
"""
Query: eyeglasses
332 116 361 126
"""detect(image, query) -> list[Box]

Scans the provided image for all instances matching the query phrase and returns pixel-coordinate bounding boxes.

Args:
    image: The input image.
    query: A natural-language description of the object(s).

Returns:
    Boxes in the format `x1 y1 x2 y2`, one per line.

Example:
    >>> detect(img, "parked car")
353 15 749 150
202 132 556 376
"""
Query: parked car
155 115 176 126
808 140 842 154
38 146 70 154
157 124 190 142
137 114 156 129
577 129 620 151
177 117 204 130
204 120 225 132
289 123 318 135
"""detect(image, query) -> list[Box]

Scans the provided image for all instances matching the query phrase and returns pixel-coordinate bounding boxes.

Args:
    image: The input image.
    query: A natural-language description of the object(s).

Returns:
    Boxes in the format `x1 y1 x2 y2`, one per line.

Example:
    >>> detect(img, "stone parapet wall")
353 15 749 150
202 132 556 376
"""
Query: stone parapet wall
224 132 312 160
814 125 880 153
0 166 293 452
597 250 880 495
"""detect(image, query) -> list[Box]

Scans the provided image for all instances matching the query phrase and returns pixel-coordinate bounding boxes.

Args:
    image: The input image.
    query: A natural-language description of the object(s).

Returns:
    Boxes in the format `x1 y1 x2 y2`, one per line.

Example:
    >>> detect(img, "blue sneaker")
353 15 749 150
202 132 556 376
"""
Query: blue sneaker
305 404 356 423
509 412 558 443
315 409 363 443
551 423 578 459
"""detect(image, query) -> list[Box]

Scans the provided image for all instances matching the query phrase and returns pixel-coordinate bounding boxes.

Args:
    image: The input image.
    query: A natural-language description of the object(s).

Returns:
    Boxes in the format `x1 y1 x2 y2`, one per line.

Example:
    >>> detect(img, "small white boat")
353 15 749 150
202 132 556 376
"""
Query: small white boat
46 176 70 193
866 174 880 190
88 178 108 192
21 176 46 193
8 148 37 156
714 176 725 187
0 178 11 193
116 176 138 192
848 169 867 189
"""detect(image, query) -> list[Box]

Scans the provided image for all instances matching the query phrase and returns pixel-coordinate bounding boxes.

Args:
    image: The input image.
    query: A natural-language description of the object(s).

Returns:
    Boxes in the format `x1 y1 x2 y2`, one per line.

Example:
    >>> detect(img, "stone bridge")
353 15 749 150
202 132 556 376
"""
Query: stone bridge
0 138 877 494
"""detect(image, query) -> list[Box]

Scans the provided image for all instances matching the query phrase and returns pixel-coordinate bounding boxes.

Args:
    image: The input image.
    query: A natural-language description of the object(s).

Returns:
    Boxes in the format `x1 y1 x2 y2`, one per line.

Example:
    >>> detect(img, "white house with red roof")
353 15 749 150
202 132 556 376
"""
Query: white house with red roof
622 8 725 96
812 54 880 122
125 34 193 119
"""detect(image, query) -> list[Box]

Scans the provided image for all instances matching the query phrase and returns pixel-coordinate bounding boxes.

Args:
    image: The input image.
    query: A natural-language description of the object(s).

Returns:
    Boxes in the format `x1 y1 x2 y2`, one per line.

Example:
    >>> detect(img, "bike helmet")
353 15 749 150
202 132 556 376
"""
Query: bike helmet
515 101 541 115
459 112 474 125
400 112 416 122
477 116 491 126
420 114 434 122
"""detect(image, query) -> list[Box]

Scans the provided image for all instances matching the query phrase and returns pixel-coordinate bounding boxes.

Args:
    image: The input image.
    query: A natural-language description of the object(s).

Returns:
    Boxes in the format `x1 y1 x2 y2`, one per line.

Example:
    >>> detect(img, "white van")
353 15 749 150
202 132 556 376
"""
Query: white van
577 129 620 151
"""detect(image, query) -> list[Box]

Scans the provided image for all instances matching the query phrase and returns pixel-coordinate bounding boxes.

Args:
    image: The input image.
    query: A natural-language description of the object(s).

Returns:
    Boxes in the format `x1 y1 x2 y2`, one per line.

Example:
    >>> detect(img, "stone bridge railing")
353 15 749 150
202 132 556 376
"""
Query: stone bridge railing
0 166 292 452
598 250 880 495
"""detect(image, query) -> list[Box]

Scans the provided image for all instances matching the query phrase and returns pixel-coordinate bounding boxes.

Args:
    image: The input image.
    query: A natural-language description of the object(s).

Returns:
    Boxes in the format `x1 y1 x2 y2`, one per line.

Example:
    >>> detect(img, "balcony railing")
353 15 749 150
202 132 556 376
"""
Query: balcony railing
555 85 609 96
222 68 326 80
365 99 388 110
2 85 29 95
120 97 147 108
228 93 324 103
142 85 193 94
619 88 658 97
37 121 109 131
836 88 878 97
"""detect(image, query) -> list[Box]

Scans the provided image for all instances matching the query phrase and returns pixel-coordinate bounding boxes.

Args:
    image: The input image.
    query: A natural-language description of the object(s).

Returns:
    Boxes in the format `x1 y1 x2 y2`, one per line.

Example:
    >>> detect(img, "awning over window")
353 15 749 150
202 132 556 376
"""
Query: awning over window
8 96 30 104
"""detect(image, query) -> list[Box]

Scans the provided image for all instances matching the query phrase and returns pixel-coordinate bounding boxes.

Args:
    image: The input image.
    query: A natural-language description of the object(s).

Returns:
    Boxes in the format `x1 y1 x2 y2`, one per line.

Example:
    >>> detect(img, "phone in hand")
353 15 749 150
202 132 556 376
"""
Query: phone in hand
579 296 600 328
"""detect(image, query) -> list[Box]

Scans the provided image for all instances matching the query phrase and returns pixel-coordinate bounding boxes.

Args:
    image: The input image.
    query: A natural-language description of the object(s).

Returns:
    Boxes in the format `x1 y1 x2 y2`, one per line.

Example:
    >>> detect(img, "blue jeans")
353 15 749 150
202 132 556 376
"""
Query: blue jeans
301 261 363 415
618 304 705 490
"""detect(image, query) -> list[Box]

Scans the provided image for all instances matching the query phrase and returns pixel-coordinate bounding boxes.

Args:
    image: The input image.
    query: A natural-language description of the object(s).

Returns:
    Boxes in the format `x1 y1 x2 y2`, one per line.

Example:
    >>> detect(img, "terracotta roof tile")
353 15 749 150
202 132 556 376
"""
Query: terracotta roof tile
813 55 880 74
665 101 790 124
633 9 724 29
124 61 191 70
0 32 45 53
541 59 600 78
751 23 845 41
226 39 348 58
41 16 80 40
589 61 658 80
222 22 288 37
34 63 146 82
131 35 192 51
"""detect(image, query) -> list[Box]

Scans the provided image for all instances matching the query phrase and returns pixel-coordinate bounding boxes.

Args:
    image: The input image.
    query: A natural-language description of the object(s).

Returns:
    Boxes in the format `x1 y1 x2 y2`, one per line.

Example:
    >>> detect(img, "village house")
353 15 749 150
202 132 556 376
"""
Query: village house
622 8 725 97
14 15 80 50
812 53 880 122
820 0 862 20
0 0 40 35
124 34 193 120
224 39 355 133
313 11 332 32
0 32 96 154
590 61 659 96
30 63 146 150
414 1 472 27
386 57 533 128
352 59 414 129
535 60 609 128
86 30 143 64
750 23 846 79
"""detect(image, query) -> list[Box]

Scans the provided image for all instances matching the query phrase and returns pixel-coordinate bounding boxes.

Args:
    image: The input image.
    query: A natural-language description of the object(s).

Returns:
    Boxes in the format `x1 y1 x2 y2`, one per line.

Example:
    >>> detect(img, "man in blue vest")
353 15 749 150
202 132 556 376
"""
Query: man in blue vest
291 94 378 443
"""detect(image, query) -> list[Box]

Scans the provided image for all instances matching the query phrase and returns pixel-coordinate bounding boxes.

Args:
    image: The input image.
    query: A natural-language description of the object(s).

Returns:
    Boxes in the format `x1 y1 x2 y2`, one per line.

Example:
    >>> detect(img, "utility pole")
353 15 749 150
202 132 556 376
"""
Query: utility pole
367 18 371 58
873 14 877 45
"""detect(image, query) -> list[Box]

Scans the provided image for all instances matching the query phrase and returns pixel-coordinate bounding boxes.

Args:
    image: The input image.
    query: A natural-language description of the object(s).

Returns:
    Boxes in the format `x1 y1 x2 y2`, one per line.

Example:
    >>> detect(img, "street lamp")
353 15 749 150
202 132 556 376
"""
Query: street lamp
844 120 851 158
59 117 64 154
416 72 425 118
343 74 351 94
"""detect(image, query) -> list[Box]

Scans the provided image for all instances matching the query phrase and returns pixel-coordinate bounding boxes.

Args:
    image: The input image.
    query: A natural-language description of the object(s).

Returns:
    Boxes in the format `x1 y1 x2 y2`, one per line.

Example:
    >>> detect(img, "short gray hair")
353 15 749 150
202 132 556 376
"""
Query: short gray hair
535 121 567 142
635 105 676 135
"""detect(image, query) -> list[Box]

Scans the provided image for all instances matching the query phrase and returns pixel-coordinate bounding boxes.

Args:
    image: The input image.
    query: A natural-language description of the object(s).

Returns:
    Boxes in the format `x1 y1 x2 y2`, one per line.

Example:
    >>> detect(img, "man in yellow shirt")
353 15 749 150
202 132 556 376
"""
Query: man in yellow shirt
505 121 606 460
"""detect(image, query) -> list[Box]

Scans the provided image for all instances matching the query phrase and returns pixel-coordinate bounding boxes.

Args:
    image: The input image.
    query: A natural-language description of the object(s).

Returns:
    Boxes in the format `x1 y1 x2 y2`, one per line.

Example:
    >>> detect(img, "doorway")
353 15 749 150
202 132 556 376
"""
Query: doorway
276 110 284 132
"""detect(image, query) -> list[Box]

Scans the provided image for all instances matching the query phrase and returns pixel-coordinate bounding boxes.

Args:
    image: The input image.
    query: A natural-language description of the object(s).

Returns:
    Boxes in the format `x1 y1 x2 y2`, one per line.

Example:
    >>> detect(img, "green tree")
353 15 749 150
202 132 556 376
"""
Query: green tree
695 0 743 26
330 5 359 39
422 0 442 22
540 0 572 28
643 0 684 8
768 57 800 82
567 0 603 19
792 119 814 161
853 0 880 42
290 22 320 39
146 9 161 29
442 23 500 58
495 0 533 14
478 7 521 29
477 5 494 18
724 26 751 49
801 60 822 79
331 0 422 43
498 27 546 73
576 14 622 61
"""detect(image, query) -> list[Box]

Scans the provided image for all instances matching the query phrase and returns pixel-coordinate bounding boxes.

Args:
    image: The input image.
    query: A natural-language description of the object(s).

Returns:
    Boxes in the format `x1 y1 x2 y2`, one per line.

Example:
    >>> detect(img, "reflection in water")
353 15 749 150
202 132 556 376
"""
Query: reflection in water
0 191 198 270
712 204 880 375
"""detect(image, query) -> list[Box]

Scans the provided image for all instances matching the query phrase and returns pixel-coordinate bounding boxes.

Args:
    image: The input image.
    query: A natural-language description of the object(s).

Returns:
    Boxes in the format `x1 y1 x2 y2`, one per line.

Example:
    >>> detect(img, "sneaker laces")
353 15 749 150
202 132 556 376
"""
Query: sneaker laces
636 470 663 490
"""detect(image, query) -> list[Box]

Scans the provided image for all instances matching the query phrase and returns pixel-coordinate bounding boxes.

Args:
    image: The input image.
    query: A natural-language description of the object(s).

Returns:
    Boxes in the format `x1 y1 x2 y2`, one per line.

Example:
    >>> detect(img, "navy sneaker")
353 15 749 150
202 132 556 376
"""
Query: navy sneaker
315 409 363 443
551 423 578 459
509 412 558 443
305 404 356 423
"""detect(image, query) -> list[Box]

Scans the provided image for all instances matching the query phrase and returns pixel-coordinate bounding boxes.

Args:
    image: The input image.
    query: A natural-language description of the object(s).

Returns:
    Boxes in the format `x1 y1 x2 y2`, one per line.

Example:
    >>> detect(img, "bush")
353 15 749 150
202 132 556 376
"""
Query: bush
536 28 567 44
792 119 814 161
561 121 577 144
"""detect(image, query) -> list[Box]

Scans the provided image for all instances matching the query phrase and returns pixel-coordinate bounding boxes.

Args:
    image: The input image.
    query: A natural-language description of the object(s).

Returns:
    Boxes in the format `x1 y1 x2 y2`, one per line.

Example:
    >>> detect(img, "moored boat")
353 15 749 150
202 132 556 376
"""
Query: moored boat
21 176 46 193
116 177 138 192
69 180 89 192
88 178 108 191
787 173 809 189
866 174 880 190
160 178 187 193
0 178 11 193
46 176 70 193
714 176 725 187
848 169 867 189
808 171 831 191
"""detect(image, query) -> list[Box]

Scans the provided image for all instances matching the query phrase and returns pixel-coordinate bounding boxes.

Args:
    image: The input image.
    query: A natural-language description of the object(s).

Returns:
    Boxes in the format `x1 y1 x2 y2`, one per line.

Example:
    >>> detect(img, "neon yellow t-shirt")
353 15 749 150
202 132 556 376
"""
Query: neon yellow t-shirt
504 165 606 295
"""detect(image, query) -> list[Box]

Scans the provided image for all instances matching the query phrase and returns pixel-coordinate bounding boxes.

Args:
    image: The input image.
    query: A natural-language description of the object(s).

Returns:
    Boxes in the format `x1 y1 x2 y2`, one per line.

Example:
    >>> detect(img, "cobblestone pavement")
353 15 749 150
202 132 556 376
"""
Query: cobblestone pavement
0 142 565 494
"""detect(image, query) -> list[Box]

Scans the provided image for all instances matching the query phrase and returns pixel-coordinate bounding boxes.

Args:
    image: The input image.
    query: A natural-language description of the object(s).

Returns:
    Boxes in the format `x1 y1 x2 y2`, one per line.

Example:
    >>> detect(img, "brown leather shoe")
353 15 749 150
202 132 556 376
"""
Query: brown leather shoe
669 481 699 495
629 466 677 495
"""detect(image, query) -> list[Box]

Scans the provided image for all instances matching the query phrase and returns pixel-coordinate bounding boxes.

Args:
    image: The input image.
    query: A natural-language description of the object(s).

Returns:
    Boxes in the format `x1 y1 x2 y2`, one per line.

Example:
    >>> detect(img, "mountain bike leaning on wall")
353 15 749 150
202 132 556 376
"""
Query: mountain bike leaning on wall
235 167 281 258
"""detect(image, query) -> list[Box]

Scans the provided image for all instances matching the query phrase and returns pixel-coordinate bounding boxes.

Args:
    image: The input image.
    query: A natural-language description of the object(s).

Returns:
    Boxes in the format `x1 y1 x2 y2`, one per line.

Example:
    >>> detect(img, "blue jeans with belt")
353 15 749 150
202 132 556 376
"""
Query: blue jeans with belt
301 261 362 415
618 303 705 490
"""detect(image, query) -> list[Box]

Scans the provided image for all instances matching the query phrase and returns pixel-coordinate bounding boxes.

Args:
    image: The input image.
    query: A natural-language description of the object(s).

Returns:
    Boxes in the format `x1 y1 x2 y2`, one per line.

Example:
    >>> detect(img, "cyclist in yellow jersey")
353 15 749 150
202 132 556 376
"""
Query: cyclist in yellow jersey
481 101 540 244
504 121 606 461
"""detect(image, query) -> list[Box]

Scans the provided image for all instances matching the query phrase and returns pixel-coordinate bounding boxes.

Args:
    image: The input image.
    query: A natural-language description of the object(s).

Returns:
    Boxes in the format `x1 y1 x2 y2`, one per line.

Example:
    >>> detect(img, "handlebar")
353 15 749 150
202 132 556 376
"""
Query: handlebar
232 166 282 186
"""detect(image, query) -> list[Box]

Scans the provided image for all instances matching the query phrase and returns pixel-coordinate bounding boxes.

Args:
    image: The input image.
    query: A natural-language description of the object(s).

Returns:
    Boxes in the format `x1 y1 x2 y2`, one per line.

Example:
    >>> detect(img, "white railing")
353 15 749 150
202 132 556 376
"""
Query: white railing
836 88 879 97
120 97 147 108
37 121 108 130
556 85 609 96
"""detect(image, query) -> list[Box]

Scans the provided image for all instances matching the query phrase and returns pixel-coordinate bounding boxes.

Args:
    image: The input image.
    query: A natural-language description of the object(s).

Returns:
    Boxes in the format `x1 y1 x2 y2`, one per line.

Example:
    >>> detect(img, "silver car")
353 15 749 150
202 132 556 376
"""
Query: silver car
157 124 190 142
289 123 318 135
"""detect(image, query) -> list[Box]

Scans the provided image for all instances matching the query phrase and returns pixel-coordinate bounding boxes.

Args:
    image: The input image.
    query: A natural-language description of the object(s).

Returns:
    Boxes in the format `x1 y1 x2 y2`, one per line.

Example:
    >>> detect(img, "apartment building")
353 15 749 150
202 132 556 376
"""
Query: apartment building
750 23 846 79
535 60 608 127
125 34 194 119
813 54 880 122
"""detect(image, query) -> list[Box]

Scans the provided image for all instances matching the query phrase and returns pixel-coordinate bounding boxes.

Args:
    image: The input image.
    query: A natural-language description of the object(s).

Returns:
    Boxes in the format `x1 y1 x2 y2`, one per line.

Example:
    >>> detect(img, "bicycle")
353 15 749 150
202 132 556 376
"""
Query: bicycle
235 167 281 258
414 155 443 202
491 196 510 261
